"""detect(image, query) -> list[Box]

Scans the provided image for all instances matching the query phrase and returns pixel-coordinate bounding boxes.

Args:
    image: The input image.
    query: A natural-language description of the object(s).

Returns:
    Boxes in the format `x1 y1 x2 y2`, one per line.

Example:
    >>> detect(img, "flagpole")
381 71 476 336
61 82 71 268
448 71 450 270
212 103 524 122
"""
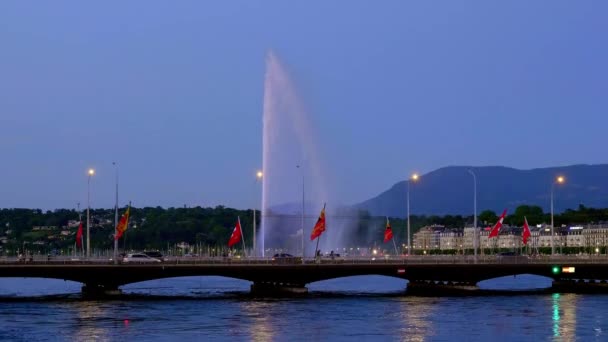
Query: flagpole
301 173 305 260
386 217 398 257
315 233 321 262
523 216 526 255
314 203 326 261
392 238 398 257
113 162 118 265
77 202 82 255
239 216 246 257
123 201 131 253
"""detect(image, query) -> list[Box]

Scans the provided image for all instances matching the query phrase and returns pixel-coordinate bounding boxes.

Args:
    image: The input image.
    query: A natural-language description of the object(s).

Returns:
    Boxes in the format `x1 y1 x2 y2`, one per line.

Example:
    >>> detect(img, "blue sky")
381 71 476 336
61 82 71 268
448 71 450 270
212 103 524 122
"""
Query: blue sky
0 1 606 210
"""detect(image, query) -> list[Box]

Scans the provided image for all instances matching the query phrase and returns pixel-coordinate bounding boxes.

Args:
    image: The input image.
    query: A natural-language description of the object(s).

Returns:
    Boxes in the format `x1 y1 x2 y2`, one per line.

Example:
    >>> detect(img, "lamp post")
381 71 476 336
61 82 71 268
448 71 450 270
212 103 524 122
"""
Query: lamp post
551 175 565 255
296 165 305 259
253 170 263 257
407 173 419 254
86 168 95 258
467 169 477 262
113 162 119 264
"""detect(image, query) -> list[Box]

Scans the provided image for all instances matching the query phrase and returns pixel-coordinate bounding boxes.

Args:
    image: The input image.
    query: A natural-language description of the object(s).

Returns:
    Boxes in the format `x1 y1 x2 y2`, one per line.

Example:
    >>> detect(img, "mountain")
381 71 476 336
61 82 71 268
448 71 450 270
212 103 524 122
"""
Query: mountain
356 164 608 217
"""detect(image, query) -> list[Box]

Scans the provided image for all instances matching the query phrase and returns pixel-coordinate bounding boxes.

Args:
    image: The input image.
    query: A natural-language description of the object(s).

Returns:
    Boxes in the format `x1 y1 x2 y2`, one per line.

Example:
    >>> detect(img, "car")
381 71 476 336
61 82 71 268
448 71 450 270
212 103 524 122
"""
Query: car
122 253 161 264
273 253 294 259
496 252 529 263
143 251 168 262
272 253 301 264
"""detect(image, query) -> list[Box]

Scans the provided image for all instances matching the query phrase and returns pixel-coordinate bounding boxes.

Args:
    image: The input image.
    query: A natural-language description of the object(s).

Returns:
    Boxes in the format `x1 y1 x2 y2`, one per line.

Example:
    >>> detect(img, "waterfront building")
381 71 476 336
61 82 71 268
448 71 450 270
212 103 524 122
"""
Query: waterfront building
413 225 443 251
439 230 463 252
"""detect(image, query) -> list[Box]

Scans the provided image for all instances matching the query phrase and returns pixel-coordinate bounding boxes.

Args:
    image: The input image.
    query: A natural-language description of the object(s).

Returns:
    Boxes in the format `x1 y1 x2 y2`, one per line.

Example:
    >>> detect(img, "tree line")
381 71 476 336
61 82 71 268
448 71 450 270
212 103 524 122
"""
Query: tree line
0 204 607 255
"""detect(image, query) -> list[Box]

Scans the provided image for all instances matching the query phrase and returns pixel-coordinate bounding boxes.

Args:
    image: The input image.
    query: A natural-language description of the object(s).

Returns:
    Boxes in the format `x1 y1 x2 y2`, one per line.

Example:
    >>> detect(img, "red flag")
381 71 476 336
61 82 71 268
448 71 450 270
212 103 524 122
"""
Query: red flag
310 205 326 241
384 217 393 243
228 219 243 247
488 209 507 238
114 207 131 240
522 216 531 245
76 221 83 248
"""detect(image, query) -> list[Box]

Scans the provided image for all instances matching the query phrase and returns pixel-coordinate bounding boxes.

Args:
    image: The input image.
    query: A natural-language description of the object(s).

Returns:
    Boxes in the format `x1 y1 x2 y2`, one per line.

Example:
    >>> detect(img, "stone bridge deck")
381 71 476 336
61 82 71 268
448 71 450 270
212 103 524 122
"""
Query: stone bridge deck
1 255 607 295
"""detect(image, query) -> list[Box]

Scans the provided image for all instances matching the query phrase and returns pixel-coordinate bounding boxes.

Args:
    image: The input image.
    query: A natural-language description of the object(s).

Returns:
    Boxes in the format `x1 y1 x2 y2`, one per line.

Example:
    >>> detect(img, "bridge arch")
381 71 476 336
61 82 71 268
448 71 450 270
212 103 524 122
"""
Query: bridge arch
309 275 406 293
0 277 81 296
477 274 553 291
120 276 251 296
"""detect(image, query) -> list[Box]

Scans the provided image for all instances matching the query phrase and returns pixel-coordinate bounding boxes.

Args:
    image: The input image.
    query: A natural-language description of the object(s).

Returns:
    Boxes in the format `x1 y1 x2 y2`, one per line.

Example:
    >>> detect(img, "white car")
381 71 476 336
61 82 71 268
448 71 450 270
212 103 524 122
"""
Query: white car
122 253 161 264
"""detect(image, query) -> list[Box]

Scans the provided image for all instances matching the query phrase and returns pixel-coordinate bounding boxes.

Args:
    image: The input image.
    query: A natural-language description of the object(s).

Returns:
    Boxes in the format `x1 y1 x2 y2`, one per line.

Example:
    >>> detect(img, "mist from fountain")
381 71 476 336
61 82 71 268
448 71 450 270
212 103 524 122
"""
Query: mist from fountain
259 51 367 258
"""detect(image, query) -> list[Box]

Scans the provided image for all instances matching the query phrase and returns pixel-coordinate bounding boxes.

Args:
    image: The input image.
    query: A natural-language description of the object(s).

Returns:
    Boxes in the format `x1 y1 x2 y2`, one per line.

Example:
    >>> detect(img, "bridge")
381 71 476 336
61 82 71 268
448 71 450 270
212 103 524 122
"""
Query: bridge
2 255 608 296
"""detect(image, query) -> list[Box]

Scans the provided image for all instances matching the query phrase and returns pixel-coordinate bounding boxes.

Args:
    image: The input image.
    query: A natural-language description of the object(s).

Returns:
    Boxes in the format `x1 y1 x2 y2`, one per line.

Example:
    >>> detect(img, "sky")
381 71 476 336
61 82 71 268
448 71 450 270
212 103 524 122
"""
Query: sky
0 1 607 210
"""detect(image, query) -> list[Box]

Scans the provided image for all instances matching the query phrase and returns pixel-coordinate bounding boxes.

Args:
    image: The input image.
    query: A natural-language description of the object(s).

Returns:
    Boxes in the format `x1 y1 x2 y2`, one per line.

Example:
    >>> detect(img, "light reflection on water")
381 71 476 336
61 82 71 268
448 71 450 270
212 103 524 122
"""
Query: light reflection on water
72 302 113 341
553 293 561 338
551 293 577 340
397 297 435 342
0 276 608 341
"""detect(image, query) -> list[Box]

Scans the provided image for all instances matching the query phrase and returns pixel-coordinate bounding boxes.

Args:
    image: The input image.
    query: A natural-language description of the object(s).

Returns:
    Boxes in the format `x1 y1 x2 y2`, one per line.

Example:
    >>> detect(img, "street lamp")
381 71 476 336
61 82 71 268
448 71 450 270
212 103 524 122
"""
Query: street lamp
87 168 95 258
407 173 419 254
253 170 263 257
467 169 478 262
296 165 305 259
551 175 565 255
113 162 119 264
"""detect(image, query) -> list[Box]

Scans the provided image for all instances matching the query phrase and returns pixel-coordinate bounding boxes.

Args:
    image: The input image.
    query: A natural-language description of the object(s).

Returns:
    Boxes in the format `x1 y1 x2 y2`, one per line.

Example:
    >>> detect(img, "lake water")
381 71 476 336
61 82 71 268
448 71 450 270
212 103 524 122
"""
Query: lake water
1 275 607 341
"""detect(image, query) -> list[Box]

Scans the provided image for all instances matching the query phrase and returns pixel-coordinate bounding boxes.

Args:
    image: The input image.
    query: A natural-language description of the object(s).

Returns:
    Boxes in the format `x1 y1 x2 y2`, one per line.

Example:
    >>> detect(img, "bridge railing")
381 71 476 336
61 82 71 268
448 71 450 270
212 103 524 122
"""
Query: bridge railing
2 254 608 265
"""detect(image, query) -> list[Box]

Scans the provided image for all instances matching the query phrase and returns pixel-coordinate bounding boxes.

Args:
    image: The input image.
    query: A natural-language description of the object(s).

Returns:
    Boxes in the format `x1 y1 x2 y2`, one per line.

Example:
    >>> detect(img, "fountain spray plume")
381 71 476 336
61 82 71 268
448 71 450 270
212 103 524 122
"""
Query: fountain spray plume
260 50 366 257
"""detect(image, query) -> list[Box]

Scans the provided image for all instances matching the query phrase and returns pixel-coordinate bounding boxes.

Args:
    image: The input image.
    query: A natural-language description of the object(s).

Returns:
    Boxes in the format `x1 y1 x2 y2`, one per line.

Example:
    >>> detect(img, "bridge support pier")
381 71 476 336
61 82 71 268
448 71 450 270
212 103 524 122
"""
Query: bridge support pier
552 279 608 293
406 280 479 296
250 282 308 296
81 284 122 297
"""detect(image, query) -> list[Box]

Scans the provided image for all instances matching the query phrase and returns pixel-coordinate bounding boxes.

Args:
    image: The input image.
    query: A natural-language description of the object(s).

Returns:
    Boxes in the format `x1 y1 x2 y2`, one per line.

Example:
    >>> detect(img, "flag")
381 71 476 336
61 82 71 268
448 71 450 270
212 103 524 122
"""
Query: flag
228 219 243 248
114 207 131 240
384 217 393 243
488 209 507 238
522 216 531 245
76 221 83 248
310 204 326 240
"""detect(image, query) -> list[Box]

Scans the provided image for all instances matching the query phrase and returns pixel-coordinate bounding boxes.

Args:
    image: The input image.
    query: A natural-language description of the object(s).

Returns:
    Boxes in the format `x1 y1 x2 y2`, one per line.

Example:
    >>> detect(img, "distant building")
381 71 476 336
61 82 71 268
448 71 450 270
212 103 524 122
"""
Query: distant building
413 225 443 251
581 225 608 250
67 220 80 228
32 226 58 231
463 227 477 250
439 230 463 251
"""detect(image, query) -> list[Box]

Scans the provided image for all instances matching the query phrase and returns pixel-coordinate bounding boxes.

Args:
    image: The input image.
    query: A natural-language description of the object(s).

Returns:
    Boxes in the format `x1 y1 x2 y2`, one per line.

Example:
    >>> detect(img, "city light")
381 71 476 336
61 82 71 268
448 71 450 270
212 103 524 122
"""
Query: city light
552 266 561 274
256 170 263 179
88 168 95 176
562 267 575 273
